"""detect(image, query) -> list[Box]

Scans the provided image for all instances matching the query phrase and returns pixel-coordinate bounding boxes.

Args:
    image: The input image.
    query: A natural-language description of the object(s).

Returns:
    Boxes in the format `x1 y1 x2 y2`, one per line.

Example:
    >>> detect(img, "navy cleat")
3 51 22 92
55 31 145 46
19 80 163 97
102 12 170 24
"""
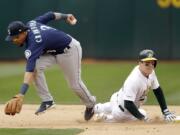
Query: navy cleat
84 107 94 121
35 101 55 115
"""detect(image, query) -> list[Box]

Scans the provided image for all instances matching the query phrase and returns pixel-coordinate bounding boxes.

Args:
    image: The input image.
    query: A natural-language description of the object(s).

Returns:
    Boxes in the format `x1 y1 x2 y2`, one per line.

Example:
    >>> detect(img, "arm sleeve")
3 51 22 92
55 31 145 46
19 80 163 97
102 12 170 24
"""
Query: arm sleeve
26 59 37 72
124 100 145 120
153 86 168 113
54 12 68 20
35 11 55 24
25 45 43 72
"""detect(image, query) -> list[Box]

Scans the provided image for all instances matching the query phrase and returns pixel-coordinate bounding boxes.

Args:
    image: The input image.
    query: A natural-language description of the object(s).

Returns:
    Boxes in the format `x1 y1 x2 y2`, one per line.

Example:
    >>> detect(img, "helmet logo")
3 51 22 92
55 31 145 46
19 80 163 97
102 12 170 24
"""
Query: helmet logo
148 52 153 58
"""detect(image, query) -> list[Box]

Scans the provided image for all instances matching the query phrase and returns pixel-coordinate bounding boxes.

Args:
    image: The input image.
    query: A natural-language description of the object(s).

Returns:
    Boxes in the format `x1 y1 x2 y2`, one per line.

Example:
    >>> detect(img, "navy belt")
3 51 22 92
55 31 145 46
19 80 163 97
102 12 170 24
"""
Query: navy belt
44 45 71 55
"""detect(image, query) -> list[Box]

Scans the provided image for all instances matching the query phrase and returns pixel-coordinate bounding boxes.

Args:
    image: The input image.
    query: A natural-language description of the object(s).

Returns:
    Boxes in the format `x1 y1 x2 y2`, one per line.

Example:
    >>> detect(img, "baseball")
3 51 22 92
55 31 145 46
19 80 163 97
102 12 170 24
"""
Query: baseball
71 19 77 25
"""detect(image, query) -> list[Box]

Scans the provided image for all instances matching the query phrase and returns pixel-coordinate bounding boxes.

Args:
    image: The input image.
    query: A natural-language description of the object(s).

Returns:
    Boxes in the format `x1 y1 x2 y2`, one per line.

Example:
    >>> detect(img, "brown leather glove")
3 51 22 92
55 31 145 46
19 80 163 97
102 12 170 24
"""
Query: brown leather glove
4 94 24 115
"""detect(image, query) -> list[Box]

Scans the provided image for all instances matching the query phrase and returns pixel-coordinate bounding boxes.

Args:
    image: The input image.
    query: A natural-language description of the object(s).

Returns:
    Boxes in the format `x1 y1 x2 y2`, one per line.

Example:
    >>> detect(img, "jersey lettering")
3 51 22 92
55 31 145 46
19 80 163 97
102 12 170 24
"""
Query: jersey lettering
40 25 56 31
29 21 42 43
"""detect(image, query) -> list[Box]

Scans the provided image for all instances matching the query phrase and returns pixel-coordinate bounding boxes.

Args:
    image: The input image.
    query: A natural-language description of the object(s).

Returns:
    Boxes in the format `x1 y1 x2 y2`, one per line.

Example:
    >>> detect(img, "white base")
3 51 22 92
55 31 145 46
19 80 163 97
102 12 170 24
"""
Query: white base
175 115 180 121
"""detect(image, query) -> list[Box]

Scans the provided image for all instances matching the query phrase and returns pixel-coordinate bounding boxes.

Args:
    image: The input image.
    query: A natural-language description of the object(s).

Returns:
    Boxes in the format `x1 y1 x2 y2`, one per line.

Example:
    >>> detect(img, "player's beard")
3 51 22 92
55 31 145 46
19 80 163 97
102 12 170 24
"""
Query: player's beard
19 44 24 47
13 40 24 47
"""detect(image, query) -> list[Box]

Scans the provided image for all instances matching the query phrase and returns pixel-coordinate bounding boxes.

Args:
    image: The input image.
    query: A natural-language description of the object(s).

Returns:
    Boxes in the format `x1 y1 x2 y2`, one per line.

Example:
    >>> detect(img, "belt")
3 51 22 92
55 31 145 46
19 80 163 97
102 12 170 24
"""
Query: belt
119 105 124 112
117 93 125 112
45 45 71 55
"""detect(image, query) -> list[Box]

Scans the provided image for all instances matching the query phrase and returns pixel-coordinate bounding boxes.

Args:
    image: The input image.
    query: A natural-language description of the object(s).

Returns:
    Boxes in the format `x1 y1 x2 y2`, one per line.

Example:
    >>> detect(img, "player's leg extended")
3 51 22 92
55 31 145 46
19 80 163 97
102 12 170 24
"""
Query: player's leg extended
94 92 127 122
94 92 119 122
94 102 115 122
56 38 96 107
34 54 56 102
94 102 112 114
94 92 117 115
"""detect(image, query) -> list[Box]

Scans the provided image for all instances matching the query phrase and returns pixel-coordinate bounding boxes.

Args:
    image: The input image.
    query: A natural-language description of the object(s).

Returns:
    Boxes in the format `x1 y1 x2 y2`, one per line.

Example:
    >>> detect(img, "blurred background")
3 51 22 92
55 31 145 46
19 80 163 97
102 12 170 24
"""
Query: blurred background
0 0 180 105
0 0 180 60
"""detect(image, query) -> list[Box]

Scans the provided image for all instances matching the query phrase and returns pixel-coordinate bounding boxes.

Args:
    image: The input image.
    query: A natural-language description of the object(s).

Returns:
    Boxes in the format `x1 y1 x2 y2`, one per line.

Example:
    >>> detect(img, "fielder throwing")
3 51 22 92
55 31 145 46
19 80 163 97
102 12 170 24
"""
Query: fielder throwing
94 49 177 122
4 11 96 121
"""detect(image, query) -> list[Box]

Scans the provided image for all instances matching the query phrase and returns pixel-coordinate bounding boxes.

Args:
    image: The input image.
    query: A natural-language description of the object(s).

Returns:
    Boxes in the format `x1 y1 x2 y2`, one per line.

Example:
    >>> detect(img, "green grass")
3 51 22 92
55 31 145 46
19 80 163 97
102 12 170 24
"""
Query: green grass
0 128 83 135
0 61 180 105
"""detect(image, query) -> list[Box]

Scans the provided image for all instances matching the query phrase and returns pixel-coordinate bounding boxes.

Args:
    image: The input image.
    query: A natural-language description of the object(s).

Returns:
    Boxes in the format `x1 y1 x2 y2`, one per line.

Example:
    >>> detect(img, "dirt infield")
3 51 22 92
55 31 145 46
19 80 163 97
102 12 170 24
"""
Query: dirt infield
0 105 180 135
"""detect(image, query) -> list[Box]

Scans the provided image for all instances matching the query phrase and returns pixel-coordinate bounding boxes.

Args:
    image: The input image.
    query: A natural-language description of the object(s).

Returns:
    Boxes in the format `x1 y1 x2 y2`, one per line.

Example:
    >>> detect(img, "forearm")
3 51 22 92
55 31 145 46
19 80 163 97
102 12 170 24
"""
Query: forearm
124 100 145 120
20 72 34 95
23 72 34 84
153 86 168 113
54 12 69 20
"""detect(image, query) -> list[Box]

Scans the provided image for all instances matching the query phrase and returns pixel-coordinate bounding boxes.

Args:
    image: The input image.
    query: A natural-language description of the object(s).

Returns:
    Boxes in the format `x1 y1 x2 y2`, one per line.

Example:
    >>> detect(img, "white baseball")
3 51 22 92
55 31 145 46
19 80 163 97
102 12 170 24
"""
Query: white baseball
71 19 77 25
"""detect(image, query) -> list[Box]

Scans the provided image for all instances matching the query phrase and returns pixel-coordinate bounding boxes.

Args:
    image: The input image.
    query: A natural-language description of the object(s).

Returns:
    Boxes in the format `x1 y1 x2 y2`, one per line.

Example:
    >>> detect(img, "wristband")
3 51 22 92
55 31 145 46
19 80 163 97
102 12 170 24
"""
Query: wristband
61 13 68 19
20 83 29 95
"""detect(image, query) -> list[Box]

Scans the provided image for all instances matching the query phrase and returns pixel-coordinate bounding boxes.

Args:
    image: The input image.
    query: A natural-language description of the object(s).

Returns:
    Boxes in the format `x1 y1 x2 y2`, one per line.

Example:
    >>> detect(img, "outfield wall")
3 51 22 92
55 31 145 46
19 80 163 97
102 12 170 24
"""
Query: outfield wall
0 0 180 59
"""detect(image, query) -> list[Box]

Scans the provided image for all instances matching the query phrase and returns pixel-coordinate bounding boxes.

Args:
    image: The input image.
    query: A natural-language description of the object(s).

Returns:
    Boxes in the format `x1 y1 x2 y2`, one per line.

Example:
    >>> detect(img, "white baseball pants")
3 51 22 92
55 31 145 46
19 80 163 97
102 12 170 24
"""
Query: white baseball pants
94 92 147 122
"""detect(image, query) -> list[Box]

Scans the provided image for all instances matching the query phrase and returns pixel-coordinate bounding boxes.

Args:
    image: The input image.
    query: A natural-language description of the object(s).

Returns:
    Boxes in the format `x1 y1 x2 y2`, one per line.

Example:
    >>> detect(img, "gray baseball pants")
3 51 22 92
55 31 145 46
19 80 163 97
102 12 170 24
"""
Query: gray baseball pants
34 37 96 108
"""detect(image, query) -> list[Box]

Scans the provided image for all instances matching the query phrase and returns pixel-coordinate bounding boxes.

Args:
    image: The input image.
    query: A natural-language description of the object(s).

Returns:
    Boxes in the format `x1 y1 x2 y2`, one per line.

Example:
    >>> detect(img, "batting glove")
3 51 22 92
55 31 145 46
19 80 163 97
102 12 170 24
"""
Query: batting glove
142 115 150 122
163 109 176 122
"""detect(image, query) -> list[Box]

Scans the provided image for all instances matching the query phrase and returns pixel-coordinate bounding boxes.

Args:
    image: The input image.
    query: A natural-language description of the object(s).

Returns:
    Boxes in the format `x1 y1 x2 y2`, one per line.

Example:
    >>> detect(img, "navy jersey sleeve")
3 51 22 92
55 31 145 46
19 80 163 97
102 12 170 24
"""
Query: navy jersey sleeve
35 11 55 24
25 45 43 72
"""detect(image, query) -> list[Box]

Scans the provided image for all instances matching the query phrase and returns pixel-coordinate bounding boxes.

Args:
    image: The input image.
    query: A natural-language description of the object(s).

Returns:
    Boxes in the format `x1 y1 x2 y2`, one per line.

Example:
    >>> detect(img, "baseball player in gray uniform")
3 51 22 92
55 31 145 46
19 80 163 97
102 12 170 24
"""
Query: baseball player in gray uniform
4 11 96 121
94 49 177 122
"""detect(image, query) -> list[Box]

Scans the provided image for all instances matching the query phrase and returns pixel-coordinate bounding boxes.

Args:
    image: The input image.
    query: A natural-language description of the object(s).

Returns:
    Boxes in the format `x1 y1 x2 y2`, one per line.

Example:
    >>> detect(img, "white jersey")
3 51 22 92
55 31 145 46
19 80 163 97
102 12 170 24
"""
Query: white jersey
117 65 159 108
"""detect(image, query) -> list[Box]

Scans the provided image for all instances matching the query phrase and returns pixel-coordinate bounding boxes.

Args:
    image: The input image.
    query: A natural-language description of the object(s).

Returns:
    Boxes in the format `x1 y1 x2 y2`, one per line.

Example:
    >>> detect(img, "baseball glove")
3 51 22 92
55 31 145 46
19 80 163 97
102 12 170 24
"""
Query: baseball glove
4 94 24 115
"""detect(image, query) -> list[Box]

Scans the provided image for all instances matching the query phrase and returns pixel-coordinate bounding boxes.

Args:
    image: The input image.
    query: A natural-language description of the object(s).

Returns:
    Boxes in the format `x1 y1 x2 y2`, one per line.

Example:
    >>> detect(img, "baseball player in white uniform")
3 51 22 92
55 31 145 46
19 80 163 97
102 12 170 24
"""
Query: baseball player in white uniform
94 49 177 122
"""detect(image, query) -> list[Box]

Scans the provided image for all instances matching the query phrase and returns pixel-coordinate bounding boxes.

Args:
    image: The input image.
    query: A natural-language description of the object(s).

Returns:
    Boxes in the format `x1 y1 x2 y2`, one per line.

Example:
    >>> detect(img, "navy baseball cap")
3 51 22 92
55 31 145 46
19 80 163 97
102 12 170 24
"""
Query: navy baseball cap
5 21 28 41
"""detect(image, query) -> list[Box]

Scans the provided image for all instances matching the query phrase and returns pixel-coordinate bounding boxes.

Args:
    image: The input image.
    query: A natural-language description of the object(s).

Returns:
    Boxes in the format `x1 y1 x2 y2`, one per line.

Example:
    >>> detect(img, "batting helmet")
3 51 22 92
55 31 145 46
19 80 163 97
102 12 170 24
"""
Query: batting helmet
5 21 28 41
139 49 157 67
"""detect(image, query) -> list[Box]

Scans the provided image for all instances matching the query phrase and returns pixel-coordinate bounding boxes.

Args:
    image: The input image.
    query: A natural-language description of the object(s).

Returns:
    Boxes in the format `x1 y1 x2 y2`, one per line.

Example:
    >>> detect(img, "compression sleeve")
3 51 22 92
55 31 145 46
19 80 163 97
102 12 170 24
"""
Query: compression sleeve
124 100 145 120
153 86 168 112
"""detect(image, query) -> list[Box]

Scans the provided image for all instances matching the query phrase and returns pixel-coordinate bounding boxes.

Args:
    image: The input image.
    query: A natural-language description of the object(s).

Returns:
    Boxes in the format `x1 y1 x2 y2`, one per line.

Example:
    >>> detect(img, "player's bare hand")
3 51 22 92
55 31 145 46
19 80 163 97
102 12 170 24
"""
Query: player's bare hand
66 14 77 25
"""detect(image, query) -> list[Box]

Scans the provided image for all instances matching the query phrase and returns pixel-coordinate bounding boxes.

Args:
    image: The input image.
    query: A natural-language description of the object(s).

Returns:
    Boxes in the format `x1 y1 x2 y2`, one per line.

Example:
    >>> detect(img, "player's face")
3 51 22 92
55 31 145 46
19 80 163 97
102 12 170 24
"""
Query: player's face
12 32 27 46
139 60 155 76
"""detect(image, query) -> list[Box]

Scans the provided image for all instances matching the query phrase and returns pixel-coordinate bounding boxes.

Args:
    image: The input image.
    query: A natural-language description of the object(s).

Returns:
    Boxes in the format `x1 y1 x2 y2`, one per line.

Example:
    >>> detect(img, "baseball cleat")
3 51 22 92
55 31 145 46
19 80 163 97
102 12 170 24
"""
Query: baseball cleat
84 107 94 121
35 101 55 115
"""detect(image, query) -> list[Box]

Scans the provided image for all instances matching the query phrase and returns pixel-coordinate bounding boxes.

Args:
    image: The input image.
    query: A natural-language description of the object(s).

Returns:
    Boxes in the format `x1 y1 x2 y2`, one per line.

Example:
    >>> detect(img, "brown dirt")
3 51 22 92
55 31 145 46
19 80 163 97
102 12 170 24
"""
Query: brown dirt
0 105 180 135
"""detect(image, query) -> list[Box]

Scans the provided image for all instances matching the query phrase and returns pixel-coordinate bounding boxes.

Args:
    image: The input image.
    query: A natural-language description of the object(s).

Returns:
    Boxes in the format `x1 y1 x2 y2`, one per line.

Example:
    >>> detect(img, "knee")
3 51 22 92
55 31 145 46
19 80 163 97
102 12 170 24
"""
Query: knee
35 65 46 72
35 60 48 72
68 80 83 91
94 103 103 114
69 81 82 91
